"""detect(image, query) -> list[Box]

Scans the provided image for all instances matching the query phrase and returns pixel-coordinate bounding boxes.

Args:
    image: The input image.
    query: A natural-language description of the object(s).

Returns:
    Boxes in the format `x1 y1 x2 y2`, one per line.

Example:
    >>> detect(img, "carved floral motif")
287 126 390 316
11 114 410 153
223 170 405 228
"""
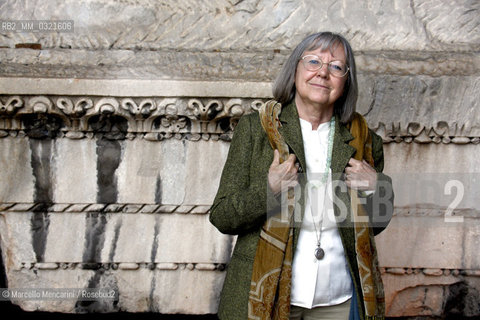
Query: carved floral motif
0 95 478 143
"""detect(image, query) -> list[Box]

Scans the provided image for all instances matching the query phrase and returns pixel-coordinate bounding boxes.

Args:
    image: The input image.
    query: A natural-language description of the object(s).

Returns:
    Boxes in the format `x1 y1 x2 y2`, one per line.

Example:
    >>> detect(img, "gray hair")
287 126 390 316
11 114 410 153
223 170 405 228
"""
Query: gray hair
272 32 358 123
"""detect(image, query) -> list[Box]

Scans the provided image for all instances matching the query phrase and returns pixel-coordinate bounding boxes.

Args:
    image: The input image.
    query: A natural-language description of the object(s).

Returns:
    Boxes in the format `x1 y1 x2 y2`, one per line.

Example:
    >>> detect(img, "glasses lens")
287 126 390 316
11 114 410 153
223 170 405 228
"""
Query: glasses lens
328 61 348 77
302 56 321 71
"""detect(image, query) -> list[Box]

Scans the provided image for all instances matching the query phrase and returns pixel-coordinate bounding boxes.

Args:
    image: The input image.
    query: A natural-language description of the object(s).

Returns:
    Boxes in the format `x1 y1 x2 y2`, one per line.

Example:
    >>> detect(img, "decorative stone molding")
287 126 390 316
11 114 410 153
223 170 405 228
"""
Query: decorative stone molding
373 122 480 145
382 267 480 277
0 95 262 141
2 202 479 218
1 95 478 144
12 262 480 276
17 262 227 271
0 202 212 215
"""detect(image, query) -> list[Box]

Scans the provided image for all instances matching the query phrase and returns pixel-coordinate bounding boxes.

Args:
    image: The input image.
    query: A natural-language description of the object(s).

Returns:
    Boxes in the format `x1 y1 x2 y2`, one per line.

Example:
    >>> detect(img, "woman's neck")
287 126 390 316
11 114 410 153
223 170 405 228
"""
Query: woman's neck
295 98 334 130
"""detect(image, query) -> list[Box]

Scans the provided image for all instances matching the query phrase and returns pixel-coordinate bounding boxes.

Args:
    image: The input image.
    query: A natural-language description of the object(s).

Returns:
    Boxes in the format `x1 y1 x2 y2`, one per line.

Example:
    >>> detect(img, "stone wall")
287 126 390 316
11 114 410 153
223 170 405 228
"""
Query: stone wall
0 0 479 317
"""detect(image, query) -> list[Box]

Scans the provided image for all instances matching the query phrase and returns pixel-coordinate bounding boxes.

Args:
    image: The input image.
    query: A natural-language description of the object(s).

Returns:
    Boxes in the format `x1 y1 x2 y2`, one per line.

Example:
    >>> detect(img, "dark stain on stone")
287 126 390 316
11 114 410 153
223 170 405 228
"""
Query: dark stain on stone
96 138 121 204
74 270 119 313
148 215 161 311
82 212 108 266
148 272 158 312
444 281 480 317
155 176 162 204
30 210 50 263
79 125 126 317
29 139 54 262
78 116 126 311
29 139 54 201
89 114 128 140
108 218 122 263
22 114 63 139
25 115 60 264
150 215 160 264
0 245 8 288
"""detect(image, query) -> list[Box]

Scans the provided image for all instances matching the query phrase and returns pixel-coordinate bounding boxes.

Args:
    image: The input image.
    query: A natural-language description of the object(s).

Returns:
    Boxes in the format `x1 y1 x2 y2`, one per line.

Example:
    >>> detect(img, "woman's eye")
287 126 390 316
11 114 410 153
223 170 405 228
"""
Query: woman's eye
330 62 344 71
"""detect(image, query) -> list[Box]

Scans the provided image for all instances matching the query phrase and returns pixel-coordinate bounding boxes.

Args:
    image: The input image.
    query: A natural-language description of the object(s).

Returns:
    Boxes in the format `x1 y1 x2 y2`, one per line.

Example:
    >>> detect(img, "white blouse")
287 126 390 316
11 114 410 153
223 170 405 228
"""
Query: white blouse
290 118 352 308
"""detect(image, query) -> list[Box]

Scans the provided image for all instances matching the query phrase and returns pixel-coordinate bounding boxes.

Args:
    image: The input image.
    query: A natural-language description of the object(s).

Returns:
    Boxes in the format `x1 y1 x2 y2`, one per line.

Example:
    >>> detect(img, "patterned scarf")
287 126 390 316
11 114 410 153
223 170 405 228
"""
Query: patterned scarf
348 113 386 319
248 101 385 320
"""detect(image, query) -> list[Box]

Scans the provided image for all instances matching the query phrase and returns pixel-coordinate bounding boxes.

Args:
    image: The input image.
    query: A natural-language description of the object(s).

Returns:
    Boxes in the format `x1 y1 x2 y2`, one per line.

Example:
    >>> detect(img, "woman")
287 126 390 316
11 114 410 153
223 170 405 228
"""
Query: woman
210 32 394 320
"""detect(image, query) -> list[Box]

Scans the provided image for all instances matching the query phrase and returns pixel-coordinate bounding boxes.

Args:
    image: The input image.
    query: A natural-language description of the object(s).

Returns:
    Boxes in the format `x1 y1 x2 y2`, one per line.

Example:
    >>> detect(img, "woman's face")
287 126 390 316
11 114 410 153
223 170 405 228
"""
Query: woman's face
294 44 348 111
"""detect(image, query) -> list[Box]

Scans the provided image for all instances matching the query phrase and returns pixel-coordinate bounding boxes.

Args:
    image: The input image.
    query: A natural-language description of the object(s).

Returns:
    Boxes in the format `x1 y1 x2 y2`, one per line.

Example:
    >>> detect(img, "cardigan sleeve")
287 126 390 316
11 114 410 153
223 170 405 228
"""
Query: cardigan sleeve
209 114 280 235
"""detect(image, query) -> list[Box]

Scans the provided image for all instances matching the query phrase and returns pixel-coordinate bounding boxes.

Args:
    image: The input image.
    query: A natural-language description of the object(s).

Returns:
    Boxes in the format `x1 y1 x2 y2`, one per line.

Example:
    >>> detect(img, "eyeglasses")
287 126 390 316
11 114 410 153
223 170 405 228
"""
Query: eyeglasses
300 55 349 77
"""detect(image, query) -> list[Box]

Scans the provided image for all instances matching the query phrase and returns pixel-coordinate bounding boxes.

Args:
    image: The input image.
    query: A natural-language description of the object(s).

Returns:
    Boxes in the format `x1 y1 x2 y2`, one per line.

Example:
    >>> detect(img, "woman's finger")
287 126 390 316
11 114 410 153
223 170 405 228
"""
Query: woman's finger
271 149 280 166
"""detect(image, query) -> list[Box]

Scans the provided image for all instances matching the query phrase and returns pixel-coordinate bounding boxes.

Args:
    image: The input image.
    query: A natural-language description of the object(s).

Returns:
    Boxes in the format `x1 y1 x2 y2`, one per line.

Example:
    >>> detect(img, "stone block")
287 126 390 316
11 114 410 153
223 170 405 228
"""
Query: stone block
0 0 478 52
53 138 98 203
0 137 34 203
376 216 478 270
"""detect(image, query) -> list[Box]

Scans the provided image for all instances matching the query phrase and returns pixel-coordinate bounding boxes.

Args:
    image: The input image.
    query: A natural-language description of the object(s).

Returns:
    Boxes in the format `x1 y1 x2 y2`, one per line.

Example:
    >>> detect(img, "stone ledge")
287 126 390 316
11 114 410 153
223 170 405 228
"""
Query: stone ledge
1 49 478 79
0 77 273 98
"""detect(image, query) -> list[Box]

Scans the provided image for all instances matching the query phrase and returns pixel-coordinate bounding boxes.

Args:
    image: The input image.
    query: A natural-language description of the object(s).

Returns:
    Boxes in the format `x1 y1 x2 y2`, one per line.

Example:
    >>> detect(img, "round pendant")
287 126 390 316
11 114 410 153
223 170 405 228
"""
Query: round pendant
315 247 325 260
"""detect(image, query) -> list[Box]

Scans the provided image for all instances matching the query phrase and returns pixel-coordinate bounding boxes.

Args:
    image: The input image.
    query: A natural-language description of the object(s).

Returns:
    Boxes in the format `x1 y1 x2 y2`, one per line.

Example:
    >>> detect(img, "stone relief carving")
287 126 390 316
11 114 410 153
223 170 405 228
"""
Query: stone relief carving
0 95 478 144
13 262 478 277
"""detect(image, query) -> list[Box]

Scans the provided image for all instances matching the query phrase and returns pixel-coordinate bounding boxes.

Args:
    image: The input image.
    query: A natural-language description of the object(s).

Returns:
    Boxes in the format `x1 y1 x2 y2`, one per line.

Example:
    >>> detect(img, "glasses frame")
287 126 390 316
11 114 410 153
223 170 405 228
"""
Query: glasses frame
300 55 349 77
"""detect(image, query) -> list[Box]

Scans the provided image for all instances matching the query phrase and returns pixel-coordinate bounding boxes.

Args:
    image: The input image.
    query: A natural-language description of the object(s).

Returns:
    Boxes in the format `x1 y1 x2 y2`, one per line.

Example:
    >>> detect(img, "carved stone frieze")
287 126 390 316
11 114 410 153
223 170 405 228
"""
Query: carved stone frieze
1 95 478 143
0 95 263 141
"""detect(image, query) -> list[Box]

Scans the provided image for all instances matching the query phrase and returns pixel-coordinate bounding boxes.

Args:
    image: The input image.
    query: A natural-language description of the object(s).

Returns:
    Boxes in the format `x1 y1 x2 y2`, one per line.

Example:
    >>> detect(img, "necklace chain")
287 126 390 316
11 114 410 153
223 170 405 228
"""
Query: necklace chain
310 116 335 260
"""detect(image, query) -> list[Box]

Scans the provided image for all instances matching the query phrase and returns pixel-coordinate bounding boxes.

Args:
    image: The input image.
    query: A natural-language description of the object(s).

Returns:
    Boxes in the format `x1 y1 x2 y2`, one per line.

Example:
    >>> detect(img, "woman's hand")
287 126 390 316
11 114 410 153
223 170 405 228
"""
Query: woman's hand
268 149 299 195
345 158 377 191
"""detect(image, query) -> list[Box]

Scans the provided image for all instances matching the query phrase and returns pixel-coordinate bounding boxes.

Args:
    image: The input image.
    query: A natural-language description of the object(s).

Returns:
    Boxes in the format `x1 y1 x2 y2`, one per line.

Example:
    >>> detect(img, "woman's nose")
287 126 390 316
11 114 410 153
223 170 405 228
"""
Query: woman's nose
316 64 329 77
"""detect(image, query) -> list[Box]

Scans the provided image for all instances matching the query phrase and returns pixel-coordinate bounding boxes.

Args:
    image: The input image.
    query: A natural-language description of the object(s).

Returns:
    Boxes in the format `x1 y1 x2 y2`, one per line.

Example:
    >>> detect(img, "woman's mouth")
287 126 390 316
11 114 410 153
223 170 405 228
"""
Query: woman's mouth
309 83 330 90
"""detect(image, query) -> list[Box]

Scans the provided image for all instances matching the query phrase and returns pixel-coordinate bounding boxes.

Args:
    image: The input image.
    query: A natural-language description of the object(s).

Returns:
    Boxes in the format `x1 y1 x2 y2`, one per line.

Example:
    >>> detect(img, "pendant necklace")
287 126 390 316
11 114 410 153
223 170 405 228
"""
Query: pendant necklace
311 116 335 260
